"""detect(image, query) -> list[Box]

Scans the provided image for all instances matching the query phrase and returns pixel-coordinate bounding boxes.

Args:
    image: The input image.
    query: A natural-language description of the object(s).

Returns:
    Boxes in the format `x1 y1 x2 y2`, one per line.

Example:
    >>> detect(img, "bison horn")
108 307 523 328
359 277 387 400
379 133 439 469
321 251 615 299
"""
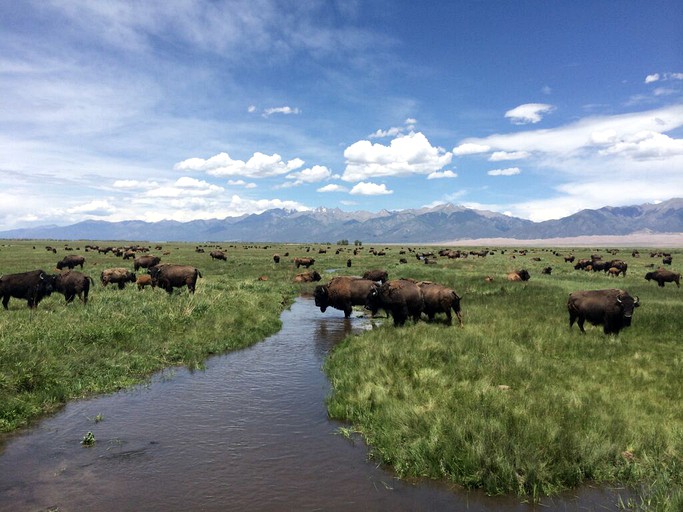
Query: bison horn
616 295 622 303
634 296 640 305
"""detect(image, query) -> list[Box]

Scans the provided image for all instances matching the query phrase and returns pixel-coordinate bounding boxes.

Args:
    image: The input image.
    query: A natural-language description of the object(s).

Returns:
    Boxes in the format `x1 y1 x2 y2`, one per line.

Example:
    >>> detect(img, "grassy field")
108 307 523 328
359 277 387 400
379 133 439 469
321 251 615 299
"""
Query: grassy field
1 240 681 509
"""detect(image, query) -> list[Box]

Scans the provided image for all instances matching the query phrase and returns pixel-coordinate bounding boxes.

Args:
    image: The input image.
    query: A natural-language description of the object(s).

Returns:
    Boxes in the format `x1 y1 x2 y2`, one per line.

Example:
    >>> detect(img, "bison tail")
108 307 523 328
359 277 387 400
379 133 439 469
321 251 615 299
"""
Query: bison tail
196 269 203 278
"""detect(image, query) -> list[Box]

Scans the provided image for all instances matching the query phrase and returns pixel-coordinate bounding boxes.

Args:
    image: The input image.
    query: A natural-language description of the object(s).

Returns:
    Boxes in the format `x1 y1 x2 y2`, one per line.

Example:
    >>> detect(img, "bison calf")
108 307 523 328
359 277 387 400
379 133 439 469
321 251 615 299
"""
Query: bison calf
136 274 155 290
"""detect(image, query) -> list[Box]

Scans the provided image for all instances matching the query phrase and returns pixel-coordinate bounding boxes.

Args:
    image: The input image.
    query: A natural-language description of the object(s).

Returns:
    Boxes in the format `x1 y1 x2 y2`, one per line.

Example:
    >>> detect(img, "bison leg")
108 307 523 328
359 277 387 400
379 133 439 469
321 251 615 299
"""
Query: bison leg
658 280 665 287
576 316 586 334
2 295 9 310
65 293 75 304
343 304 352 318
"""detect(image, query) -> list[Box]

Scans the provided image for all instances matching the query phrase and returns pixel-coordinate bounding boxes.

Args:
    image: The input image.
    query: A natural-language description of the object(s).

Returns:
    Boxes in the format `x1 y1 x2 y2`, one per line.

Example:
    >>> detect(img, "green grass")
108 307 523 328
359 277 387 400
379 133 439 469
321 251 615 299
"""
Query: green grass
1 240 681 509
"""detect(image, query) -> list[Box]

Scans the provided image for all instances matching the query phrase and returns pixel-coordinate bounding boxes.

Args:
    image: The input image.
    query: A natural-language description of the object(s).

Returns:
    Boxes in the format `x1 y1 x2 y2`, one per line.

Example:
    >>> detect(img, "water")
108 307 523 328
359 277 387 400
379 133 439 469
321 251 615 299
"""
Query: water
0 297 626 511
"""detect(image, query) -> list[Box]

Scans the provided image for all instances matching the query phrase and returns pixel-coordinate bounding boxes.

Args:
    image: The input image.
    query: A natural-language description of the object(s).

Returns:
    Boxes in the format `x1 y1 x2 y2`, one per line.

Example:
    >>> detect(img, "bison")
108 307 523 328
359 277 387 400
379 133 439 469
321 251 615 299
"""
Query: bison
567 289 640 335
0 269 56 309
136 274 155 290
56 254 85 270
362 269 388 283
55 270 94 304
418 281 463 326
294 257 316 268
507 269 530 282
645 268 680 288
133 255 161 271
293 270 322 283
366 279 424 327
210 250 227 261
148 264 202 294
101 268 137 289
273 254 281 264
314 276 380 318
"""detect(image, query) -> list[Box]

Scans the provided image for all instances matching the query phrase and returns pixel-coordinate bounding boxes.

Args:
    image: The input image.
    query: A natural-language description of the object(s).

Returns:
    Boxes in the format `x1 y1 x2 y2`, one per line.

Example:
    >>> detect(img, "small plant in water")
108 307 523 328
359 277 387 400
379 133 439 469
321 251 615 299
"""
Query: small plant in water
94 413 104 423
81 431 96 446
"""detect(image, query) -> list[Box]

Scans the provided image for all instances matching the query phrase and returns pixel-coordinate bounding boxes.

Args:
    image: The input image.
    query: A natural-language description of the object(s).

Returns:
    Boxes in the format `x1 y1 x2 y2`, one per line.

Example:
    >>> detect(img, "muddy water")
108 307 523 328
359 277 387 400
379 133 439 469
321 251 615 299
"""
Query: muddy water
0 297 625 511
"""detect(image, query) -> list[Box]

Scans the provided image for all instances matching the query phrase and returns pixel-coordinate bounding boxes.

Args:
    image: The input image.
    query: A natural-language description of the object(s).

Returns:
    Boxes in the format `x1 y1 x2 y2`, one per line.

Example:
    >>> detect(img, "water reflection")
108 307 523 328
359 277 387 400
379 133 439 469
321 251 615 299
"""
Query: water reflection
0 298 627 511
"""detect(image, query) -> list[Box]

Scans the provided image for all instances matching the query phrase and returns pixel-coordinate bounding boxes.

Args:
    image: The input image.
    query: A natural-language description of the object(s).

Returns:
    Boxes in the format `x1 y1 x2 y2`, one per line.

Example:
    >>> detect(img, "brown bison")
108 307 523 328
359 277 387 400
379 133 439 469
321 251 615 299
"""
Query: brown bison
148 264 202 294
362 269 388 283
273 254 281 264
294 257 316 268
210 250 227 261
506 269 530 282
56 254 85 270
293 270 322 283
645 268 680 288
134 255 161 271
314 276 380 318
567 289 640 335
55 270 94 304
366 279 424 326
608 259 628 276
0 269 57 309
101 268 137 289
136 274 155 290
418 281 463 326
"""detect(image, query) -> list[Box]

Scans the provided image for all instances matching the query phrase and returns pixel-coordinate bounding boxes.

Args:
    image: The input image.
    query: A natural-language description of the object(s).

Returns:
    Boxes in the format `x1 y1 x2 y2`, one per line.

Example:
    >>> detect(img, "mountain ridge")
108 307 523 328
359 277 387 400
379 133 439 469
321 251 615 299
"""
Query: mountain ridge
1 198 682 243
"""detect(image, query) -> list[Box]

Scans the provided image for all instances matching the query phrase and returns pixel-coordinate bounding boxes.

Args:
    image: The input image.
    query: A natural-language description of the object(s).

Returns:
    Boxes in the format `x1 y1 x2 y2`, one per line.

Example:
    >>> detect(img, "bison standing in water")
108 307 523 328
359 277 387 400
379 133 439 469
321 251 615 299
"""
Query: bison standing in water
567 288 640 335
0 269 56 309
418 281 463 326
366 279 424 327
56 254 86 270
314 276 379 318
55 270 94 304
645 268 680 288
148 264 202 294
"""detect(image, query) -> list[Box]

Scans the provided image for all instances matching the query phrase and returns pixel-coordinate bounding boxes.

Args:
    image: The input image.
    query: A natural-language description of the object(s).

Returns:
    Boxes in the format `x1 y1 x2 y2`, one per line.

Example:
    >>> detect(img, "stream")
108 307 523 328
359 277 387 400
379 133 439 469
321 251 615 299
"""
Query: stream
0 297 626 511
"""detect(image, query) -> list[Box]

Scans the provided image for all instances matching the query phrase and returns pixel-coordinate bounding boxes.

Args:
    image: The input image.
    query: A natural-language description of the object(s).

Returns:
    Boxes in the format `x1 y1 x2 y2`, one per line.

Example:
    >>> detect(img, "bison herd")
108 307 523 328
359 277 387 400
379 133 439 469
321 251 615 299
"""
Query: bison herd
1 245 680 338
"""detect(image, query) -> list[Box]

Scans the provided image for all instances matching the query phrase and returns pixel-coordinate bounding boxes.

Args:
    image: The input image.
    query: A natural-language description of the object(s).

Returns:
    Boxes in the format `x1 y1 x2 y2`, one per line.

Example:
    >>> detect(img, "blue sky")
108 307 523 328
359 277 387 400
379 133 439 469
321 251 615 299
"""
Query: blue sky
1 0 682 231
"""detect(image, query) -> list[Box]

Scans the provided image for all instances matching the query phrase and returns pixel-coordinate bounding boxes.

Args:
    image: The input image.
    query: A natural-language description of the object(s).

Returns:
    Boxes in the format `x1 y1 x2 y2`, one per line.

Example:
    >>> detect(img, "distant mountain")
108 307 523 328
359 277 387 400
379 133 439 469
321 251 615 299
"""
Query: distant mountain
1 199 682 243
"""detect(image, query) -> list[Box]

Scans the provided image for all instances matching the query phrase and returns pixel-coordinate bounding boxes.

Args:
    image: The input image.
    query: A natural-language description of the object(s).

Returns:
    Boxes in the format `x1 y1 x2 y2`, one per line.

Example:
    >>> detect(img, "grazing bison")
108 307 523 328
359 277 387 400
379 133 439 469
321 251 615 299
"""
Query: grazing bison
148 264 202 294
567 289 640 335
608 259 628 276
101 268 137 289
0 269 56 309
418 281 463 326
273 254 281 264
133 255 161 271
507 269 530 282
56 254 85 270
136 274 155 290
362 269 388 283
645 268 680 288
210 250 227 261
293 270 322 283
662 255 673 265
294 257 315 268
314 276 380 318
542 267 553 275
55 270 94 304
366 279 424 327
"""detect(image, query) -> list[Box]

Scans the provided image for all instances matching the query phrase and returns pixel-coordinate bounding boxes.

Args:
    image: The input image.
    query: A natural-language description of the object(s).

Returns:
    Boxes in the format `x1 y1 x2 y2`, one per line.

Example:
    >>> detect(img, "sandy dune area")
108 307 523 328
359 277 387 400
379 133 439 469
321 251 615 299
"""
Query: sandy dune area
439 232 683 248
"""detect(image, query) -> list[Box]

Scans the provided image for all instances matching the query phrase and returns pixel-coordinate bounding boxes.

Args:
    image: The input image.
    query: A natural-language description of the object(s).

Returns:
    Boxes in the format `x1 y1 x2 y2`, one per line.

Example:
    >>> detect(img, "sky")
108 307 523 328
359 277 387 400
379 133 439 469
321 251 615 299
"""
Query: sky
1 0 682 231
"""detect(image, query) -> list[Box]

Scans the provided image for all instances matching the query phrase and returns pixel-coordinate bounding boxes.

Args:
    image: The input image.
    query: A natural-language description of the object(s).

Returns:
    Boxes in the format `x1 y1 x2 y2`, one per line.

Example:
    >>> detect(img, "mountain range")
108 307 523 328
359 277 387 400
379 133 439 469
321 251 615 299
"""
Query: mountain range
1 198 682 243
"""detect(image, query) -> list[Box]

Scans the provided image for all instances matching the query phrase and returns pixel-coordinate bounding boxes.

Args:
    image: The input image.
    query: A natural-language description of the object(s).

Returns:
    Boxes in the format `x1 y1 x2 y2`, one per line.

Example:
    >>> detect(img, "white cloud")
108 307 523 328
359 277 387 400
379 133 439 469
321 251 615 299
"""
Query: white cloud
488 151 530 161
227 179 257 188
487 167 521 176
112 179 159 189
247 105 257 113
645 73 660 84
317 184 348 193
67 199 117 216
285 165 333 185
369 126 403 139
349 182 393 195
174 151 304 178
427 170 457 179
145 177 224 198
505 103 555 124
453 142 491 155
597 131 683 159
646 72 683 84
263 106 301 117
342 132 452 181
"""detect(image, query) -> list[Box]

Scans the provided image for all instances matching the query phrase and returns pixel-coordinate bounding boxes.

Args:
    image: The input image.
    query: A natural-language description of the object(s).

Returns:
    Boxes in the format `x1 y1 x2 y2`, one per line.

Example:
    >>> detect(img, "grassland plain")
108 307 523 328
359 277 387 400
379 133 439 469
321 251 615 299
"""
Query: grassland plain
0 240 681 510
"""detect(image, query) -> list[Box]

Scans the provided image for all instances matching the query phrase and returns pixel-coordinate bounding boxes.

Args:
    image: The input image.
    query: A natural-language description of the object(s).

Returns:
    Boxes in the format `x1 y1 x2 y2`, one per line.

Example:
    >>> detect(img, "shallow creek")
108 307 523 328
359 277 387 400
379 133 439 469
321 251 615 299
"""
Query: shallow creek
0 297 626 511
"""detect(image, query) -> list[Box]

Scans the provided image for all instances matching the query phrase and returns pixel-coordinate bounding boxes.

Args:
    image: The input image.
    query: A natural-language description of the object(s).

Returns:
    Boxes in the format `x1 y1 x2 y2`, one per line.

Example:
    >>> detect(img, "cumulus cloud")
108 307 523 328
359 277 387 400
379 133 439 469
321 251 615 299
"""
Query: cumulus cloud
263 106 301 117
227 179 257 188
342 132 452 182
349 182 393 195
317 184 348 193
597 131 683 159
645 73 661 84
112 179 159 189
285 165 333 185
427 170 457 179
174 151 304 178
488 151 530 161
67 199 117 216
453 142 491 155
487 167 521 176
645 72 683 83
369 118 417 139
505 103 555 124
145 177 224 198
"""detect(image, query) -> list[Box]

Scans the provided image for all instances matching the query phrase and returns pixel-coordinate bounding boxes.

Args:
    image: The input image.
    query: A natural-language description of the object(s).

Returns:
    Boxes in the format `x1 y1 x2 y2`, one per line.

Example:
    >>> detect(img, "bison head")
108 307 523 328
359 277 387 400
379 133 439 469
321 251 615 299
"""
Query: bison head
644 272 655 282
616 293 640 326
313 285 329 312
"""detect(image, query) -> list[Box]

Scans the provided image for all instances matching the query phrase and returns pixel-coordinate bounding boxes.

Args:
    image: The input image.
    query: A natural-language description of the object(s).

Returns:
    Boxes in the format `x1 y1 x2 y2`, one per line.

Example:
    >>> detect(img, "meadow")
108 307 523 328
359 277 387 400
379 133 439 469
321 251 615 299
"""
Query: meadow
0 239 681 510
